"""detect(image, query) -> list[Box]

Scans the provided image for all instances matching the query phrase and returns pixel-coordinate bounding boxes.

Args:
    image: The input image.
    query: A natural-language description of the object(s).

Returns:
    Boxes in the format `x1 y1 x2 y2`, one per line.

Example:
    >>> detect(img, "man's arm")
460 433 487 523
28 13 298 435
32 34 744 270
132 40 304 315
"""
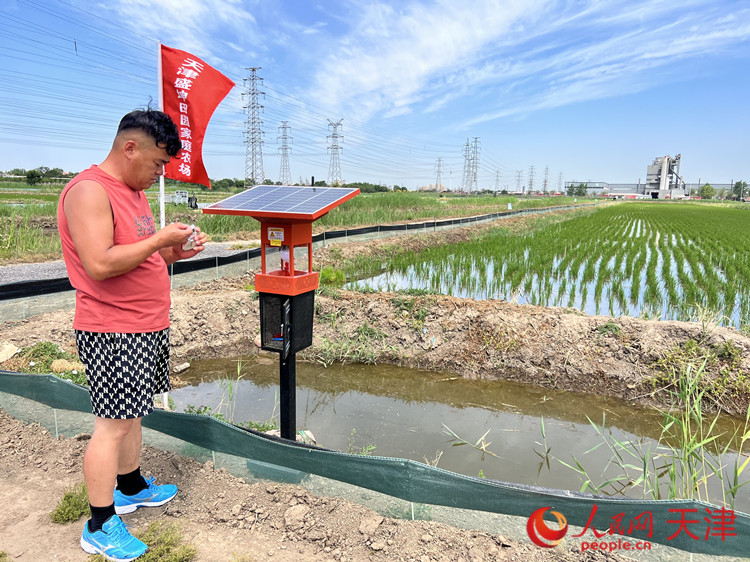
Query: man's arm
63 180 193 280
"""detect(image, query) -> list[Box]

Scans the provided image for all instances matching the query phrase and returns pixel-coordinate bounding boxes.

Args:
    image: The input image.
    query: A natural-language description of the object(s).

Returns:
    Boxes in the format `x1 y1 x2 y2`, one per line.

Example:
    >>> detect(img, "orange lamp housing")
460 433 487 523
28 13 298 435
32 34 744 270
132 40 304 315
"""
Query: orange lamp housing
202 185 359 298
255 220 318 296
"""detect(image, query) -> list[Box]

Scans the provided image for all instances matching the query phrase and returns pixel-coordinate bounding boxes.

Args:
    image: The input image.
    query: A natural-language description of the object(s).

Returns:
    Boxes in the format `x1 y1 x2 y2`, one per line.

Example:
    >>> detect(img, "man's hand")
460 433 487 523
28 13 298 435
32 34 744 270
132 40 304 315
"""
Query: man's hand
159 224 207 264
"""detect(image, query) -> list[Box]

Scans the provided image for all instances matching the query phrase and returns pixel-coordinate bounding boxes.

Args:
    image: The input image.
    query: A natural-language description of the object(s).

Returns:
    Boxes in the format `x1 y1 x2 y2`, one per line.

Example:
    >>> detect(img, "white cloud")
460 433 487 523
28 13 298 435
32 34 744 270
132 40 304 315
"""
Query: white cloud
308 0 542 121
103 0 257 67
303 0 750 126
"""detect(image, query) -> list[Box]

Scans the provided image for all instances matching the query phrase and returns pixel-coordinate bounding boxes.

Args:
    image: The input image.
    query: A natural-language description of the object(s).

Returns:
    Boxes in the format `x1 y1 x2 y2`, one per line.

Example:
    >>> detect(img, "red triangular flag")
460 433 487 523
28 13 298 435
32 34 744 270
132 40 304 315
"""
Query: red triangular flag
161 44 234 189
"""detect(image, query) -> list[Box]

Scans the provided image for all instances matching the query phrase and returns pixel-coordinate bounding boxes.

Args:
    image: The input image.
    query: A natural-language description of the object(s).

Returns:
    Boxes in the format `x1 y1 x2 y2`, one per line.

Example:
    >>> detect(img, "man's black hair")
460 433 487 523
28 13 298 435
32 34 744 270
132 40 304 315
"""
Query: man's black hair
117 109 182 157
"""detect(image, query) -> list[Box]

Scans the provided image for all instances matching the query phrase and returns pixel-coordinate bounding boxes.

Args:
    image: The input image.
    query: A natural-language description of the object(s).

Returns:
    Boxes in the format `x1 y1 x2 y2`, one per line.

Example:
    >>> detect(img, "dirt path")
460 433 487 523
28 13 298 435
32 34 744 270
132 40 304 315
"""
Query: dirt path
0 408 629 561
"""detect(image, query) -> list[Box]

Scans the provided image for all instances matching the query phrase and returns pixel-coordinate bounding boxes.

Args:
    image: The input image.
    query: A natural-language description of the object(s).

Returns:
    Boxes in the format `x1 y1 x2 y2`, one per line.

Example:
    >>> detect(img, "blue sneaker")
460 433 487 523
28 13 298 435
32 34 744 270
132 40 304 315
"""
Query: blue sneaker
80 515 147 562
114 476 177 514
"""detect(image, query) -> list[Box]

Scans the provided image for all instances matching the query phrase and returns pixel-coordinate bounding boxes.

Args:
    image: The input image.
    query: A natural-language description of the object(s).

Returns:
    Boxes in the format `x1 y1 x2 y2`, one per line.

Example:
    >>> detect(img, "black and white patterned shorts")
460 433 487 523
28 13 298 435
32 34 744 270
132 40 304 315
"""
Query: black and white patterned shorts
75 329 171 419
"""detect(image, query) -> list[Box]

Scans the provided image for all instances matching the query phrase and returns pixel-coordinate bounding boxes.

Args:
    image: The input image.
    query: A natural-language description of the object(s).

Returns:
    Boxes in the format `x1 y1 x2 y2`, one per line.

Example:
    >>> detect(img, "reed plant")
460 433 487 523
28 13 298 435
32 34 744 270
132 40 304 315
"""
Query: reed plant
558 360 750 508
0 214 58 259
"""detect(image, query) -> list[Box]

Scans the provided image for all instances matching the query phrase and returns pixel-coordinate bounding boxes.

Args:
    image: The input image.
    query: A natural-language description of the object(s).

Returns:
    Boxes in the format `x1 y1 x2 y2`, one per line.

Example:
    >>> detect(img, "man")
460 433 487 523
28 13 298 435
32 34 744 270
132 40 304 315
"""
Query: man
57 108 207 561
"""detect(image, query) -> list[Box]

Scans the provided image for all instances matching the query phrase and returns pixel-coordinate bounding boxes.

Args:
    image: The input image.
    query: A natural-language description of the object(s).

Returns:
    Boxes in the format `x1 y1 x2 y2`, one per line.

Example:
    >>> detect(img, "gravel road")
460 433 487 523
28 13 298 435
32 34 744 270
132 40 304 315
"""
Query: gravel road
0 242 249 285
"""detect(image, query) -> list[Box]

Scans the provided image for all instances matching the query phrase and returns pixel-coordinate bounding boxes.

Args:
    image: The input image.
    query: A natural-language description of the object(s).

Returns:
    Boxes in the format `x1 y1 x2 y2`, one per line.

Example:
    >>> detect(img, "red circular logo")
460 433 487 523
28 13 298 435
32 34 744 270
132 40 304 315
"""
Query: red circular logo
527 507 569 548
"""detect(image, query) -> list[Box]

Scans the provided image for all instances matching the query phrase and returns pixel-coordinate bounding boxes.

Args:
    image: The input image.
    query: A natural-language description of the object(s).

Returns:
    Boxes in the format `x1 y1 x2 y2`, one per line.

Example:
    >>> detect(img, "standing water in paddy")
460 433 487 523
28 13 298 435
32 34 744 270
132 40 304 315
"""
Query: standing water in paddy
347 203 750 328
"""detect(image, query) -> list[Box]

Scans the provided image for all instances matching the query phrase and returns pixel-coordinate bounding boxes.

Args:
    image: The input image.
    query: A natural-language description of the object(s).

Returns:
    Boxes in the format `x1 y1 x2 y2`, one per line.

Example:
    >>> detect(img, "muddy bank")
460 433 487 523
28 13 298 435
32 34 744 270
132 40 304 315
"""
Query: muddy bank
3 283 749 416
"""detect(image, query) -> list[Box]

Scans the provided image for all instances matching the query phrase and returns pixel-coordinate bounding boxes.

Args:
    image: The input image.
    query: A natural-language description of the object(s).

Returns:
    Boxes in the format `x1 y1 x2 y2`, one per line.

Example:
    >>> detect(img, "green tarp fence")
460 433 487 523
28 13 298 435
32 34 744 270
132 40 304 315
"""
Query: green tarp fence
1 370 747 557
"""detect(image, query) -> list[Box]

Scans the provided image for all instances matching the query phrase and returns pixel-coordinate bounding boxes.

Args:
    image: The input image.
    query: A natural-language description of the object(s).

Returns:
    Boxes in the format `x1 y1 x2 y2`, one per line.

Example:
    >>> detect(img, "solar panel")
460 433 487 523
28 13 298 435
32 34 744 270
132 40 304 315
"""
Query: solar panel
202 185 359 220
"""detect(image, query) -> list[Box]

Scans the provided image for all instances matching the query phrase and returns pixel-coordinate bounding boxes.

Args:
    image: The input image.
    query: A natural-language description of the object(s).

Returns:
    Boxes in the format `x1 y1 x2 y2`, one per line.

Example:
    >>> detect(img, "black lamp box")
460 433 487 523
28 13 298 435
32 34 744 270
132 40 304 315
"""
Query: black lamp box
259 290 315 358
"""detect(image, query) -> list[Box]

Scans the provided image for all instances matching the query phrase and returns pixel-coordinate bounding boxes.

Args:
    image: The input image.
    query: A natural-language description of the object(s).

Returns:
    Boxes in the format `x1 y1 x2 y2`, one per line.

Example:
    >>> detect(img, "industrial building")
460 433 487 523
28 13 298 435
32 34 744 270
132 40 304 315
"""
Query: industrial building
565 155 730 199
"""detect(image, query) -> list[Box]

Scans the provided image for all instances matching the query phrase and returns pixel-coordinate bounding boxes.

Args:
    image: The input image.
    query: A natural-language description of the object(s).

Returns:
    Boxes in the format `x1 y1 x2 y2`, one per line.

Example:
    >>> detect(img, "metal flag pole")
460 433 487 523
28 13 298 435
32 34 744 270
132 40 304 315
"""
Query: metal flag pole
157 40 166 231
156 40 170 411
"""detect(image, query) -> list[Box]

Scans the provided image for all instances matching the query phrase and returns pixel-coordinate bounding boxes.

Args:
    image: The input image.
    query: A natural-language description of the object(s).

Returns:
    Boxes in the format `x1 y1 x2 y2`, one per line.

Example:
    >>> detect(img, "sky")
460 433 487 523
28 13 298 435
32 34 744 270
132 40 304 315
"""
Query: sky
1 0 748 190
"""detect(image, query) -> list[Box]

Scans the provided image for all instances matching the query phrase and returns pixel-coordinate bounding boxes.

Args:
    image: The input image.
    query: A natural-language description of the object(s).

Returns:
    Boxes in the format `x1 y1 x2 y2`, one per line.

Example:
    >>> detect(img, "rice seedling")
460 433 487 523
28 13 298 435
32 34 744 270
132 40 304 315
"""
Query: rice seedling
350 201 750 327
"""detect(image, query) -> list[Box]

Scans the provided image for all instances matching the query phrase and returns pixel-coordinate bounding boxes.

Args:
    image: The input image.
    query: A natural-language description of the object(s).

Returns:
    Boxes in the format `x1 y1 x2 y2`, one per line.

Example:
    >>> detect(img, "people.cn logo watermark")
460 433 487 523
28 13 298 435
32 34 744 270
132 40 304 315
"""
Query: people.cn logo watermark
527 507 569 548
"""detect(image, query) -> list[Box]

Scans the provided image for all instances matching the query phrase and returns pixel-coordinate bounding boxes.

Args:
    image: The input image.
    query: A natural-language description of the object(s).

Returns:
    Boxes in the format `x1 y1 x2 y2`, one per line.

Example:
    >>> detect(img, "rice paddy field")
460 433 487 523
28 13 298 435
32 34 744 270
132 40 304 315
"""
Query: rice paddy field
351 202 750 328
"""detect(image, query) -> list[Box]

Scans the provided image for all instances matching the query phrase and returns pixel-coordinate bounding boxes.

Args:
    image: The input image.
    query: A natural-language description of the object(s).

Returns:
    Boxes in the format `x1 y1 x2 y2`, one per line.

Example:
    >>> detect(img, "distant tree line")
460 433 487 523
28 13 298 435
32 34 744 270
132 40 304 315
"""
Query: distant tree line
1 167 77 186
690 181 747 200
9 166 745 200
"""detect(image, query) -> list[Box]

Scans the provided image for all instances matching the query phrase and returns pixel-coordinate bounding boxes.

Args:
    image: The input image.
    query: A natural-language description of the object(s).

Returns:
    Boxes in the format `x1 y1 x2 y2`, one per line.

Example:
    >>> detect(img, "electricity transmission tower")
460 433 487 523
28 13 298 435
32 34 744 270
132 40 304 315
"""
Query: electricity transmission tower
471 137 480 192
558 172 563 191
528 165 536 193
435 157 443 191
495 170 500 192
516 170 523 193
327 119 343 185
278 121 292 185
461 138 480 192
242 67 264 187
462 140 472 193
543 166 550 192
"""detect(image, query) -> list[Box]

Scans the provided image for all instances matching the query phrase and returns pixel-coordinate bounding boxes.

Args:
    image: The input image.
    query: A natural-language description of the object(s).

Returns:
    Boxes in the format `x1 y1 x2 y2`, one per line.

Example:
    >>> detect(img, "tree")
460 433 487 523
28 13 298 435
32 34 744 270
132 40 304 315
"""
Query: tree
345 181 388 193
26 169 42 186
9 168 26 176
698 183 715 200
313 180 328 187
732 180 748 200
574 183 588 197
43 167 64 177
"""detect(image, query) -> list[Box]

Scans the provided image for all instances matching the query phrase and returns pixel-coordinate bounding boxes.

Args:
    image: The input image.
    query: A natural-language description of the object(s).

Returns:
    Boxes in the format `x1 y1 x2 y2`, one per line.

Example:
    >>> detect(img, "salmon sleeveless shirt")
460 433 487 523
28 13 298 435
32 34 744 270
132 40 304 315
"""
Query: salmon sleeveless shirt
57 165 170 332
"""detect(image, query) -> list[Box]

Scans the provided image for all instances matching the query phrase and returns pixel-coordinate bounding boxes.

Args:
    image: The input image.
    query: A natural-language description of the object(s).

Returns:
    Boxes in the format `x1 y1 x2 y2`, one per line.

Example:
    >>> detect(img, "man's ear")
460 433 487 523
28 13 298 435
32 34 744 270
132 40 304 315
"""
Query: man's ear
123 138 138 160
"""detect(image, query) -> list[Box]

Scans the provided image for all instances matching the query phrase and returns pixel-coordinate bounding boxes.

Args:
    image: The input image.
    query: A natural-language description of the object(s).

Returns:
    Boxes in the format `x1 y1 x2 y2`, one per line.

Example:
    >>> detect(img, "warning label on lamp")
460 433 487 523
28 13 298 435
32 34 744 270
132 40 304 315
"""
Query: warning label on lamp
268 227 284 247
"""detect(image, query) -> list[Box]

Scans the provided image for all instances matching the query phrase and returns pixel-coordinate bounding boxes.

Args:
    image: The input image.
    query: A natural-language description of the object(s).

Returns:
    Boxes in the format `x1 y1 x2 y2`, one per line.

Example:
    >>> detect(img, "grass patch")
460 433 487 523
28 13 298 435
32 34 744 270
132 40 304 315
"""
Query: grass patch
304 336 380 366
649 339 750 409
0 210 61 261
319 265 345 286
316 285 341 299
396 288 439 296
471 324 522 353
17 341 74 372
90 520 198 562
9 341 87 385
50 482 89 524
354 321 387 342
596 321 621 337
346 428 376 456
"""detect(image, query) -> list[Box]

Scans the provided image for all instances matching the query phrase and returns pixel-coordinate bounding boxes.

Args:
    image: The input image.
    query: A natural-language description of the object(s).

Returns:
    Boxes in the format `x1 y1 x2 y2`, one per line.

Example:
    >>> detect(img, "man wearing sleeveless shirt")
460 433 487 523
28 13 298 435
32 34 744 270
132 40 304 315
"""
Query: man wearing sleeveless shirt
58 109 207 561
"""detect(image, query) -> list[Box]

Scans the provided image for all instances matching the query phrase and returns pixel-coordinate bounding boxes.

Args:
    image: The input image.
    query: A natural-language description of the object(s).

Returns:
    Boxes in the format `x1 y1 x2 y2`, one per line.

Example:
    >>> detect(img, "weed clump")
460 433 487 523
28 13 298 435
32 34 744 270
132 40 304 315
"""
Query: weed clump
319 265 345 286
89 521 198 562
651 339 750 412
50 482 89 524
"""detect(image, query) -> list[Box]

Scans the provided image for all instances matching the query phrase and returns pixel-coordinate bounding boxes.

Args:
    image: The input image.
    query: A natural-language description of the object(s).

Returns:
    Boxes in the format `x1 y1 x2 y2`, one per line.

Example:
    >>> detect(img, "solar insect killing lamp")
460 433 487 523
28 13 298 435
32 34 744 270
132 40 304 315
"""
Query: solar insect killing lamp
203 185 359 440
